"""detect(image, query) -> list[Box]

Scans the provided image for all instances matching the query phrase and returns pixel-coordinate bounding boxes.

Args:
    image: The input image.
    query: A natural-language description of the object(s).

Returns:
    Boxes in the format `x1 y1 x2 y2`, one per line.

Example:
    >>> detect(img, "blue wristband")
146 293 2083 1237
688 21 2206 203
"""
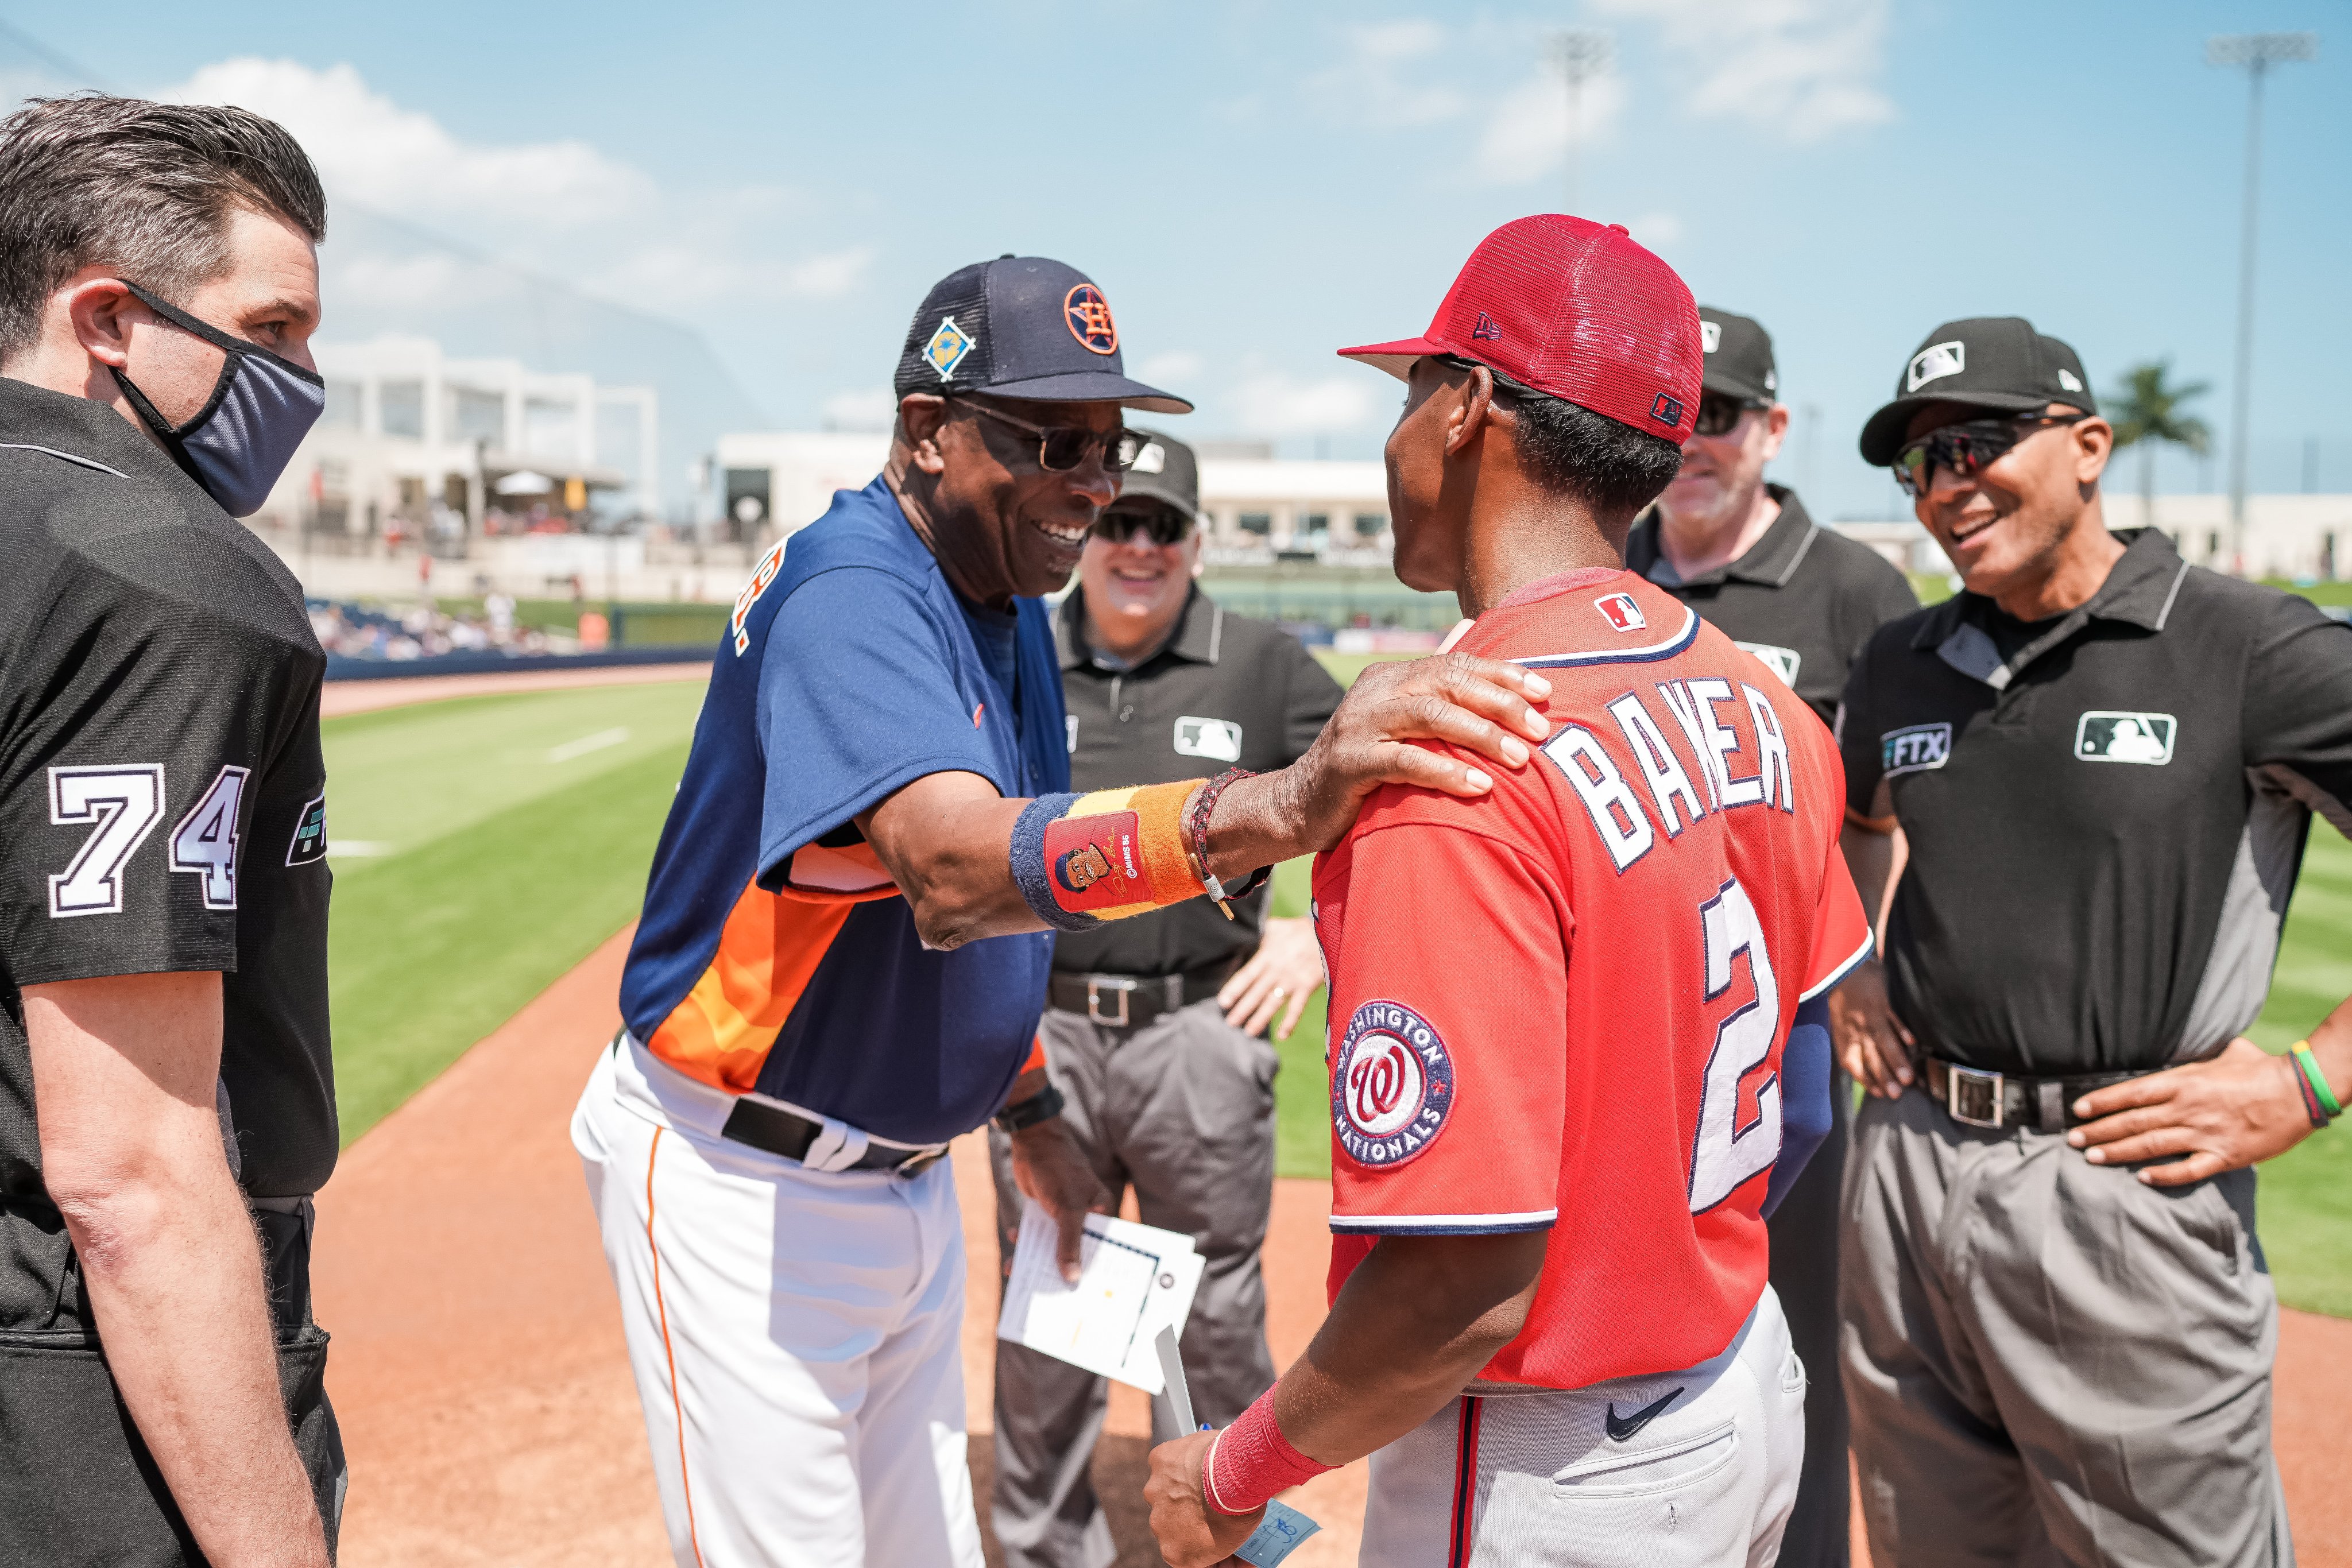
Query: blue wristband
1010 794 1100 932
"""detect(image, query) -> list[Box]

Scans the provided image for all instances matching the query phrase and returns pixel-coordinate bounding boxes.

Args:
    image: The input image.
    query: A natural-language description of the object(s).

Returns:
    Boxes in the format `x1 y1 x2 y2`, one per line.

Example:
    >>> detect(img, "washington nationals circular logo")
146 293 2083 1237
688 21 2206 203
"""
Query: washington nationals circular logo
1330 1001 1454 1167
1063 284 1118 355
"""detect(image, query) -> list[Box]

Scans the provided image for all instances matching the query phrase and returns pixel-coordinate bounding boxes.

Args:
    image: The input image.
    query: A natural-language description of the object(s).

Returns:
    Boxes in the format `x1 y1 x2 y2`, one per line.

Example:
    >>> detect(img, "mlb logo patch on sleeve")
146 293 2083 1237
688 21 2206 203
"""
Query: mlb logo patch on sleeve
2075 711 2175 765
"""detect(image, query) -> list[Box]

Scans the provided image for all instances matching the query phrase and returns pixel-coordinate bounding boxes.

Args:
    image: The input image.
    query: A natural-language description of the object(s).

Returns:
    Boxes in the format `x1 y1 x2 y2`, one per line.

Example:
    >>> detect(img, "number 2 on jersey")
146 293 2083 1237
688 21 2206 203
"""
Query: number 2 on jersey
1688 876 1782 1214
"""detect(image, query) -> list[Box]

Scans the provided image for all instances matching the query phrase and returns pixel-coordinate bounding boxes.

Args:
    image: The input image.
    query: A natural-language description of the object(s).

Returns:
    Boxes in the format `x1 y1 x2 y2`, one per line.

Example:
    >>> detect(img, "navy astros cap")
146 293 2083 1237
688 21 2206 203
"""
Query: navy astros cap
1697 307 1777 404
1859 317 2096 466
892 255 1192 415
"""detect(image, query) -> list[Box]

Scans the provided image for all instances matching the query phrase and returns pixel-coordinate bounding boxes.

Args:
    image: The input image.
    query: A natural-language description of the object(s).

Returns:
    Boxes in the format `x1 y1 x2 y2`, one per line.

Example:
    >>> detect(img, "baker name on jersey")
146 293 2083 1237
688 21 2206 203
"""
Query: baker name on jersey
1332 1000 1456 1167
1541 677 1798 874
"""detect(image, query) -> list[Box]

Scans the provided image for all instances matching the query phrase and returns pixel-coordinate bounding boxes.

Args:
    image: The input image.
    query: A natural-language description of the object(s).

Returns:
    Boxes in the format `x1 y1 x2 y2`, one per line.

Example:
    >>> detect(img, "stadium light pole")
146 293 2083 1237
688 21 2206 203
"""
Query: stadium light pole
1549 30 1613 216
2207 32 2317 576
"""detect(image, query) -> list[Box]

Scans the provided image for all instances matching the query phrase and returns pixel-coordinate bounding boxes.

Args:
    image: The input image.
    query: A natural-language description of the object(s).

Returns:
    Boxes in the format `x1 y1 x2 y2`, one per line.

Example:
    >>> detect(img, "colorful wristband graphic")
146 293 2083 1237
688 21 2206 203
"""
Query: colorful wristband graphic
1205 1391 1333 1517
2292 1042 2340 1122
1010 781 1208 932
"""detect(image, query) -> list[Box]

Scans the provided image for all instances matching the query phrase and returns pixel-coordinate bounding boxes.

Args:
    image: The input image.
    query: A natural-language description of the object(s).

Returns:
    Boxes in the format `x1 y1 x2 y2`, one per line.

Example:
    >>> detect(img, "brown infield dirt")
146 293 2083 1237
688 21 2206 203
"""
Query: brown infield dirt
319 661 710 720
313 926 2352 1567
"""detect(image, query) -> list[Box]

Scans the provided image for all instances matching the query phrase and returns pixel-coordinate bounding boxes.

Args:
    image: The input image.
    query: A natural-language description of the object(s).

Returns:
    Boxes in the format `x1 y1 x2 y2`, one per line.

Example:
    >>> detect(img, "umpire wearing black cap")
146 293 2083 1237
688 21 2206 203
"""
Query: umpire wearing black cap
986 429 1344 1568
1623 308 1914 1568
1831 317 2352 1566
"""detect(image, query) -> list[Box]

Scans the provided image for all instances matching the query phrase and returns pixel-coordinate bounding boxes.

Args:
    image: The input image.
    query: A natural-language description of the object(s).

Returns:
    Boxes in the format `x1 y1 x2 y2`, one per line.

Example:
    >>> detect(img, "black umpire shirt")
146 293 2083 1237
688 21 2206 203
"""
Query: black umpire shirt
1053 585 1343 979
1839 528 2352 1078
0 378 335 1208
1626 485 1918 727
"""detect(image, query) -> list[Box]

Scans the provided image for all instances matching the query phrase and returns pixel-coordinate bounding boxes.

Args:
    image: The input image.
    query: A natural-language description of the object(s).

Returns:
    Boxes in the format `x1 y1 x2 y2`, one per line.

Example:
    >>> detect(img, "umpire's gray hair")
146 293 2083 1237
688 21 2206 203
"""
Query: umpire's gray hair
0 95 327 361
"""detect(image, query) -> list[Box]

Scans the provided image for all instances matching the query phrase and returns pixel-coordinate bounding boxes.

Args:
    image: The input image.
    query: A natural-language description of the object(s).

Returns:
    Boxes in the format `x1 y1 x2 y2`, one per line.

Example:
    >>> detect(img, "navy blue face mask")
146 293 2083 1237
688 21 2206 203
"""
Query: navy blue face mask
110 280 324 517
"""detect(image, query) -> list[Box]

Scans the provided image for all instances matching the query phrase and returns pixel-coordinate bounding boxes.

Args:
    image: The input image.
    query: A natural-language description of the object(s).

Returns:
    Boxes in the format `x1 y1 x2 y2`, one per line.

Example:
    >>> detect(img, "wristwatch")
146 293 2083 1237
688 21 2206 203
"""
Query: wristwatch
994 1083 1066 1133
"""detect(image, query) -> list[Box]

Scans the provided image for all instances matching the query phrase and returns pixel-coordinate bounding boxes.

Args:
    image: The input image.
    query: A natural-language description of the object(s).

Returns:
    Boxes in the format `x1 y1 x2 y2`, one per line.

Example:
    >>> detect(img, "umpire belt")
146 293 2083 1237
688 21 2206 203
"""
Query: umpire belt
1920 1056 2145 1133
1047 962 1233 1029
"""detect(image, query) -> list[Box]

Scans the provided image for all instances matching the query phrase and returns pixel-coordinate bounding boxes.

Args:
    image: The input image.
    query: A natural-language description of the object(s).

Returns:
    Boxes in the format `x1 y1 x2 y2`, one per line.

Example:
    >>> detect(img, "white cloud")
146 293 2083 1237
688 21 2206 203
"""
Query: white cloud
1475 71 1627 186
1590 0 1894 141
1136 350 1205 387
1307 21 1467 129
1626 211 1685 248
164 59 652 227
591 243 876 308
1228 370 1383 438
821 388 897 432
328 251 473 311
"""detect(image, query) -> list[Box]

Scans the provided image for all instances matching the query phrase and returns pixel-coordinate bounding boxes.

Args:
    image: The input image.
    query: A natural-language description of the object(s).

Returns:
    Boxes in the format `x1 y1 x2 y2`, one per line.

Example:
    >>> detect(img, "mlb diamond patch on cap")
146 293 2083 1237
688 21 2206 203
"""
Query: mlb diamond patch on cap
923 316 975 380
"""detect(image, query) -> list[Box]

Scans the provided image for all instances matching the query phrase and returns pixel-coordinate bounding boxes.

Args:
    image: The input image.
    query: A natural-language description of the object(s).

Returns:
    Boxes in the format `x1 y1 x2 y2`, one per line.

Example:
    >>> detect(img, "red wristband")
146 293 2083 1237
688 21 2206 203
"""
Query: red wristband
1204 1391 1332 1516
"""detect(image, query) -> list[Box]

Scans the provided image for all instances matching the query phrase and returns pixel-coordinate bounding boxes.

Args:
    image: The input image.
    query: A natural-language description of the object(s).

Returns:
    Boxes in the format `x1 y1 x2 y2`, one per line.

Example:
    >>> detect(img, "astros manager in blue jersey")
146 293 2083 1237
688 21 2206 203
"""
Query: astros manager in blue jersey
569 254 1558 1568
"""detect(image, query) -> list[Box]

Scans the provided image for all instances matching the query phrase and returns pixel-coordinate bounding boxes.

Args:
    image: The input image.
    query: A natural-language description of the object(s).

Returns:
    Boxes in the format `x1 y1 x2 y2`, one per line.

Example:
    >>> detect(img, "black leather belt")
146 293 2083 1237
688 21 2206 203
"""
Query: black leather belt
1047 962 1234 1029
1920 1056 2145 1133
719 1095 949 1175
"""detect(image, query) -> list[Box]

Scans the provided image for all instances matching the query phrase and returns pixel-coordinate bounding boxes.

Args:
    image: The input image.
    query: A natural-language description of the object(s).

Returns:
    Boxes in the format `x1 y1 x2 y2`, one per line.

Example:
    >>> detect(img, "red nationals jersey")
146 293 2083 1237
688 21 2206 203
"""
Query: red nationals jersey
1314 567 1871 1390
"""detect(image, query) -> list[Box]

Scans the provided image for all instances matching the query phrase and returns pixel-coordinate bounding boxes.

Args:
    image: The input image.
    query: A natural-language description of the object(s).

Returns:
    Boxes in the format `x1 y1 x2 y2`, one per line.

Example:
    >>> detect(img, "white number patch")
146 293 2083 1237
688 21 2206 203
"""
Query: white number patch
169 765 250 910
48 765 165 917
1689 876 1783 1214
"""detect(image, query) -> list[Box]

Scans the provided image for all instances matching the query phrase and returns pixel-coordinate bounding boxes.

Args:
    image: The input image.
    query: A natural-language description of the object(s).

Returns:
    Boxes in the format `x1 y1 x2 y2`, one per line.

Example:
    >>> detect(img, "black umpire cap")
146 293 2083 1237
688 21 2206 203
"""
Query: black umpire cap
1698 307 1778 404
893 255 1193 415
1860 317 2096 466
1108 429 1200 524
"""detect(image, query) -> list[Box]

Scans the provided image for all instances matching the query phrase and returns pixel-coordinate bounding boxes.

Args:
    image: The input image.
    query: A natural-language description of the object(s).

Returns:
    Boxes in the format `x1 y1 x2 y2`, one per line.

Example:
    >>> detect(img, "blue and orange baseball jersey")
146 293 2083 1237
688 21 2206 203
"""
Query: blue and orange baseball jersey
618 477 1069 1146
1313 568 1871 1389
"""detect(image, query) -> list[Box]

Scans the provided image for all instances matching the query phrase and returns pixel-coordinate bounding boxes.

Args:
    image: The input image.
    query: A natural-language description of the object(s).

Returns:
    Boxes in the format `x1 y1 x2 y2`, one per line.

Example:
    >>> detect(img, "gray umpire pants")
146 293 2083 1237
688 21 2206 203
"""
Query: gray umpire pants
988 997 1281 1568
1842 1087 2293 1568
1766 1071 1851 1568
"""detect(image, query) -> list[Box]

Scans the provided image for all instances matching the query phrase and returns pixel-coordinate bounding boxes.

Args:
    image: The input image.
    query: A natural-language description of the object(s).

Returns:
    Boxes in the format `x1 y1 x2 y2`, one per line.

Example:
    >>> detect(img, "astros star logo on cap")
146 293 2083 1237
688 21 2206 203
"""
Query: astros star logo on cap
1063 285 1118 355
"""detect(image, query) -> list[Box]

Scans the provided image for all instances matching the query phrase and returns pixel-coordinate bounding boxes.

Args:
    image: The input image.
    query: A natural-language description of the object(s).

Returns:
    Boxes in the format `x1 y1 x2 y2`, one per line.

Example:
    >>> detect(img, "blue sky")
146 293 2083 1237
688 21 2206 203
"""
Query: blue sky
5 1 2345 518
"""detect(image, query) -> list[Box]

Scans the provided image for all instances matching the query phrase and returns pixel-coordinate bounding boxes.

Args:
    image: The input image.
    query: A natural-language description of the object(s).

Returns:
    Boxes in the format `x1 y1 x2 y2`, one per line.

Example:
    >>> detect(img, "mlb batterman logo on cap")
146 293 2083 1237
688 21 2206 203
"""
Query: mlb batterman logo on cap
1334 214 1704 444
892 255 1192 413
1858 317 2096 466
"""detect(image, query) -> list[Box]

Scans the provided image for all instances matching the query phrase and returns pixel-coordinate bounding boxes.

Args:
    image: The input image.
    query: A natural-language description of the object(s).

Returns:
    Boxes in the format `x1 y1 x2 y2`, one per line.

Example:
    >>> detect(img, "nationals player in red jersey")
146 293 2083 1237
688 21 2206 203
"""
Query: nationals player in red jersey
1146 217 1872 1568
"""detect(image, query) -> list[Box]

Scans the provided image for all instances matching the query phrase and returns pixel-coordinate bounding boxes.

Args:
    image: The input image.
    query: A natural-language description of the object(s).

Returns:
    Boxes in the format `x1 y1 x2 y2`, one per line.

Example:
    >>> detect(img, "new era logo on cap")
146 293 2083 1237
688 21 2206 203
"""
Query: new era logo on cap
1907 340 1966 392
1472 311 1502 341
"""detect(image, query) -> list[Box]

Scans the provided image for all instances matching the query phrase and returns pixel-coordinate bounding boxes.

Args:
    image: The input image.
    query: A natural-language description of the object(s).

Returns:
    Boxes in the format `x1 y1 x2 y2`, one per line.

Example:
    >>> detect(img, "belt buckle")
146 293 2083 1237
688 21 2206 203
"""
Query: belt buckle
895 1145 948 1178
1946 1064 2006 1129
1086 976 1135 1027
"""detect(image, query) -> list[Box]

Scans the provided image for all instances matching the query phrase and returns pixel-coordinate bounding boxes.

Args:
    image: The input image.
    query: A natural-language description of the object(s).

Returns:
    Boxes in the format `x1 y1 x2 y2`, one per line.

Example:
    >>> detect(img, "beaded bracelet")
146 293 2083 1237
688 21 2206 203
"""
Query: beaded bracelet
1185 768 1269 920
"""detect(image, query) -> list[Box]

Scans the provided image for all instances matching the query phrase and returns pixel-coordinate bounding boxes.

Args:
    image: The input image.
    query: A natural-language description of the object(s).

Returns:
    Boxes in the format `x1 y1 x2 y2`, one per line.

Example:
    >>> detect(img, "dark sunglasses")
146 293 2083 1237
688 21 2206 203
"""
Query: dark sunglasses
1893 412 2089 496
1692 394 1769 438
958 400 1150 473
1093 504 1194 547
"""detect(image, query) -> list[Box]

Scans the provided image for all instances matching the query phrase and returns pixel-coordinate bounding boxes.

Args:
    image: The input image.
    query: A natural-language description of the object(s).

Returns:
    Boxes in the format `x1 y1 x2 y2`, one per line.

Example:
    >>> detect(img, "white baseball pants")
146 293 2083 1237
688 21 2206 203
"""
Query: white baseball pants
1359 1287 1806 1568
571 1040 984 1568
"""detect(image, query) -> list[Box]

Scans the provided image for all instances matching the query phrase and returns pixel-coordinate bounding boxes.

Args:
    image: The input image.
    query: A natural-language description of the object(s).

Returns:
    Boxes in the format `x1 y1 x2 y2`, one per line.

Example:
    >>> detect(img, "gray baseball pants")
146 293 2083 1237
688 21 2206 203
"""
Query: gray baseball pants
987 998 1280 1568
1842 1087 2293 1567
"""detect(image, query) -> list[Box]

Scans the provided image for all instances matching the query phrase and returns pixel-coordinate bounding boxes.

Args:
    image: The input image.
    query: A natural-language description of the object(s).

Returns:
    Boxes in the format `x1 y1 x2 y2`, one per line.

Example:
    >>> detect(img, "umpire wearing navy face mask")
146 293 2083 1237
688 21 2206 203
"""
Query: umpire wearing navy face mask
1623 308 1916 1568
0 98 341 1566
1832 318 2352 1567
987 429 1344 1568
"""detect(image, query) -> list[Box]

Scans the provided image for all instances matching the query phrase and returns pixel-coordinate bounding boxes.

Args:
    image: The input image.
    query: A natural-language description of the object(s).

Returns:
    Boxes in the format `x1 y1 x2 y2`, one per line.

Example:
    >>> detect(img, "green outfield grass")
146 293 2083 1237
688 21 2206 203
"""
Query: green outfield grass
322 683 703 1141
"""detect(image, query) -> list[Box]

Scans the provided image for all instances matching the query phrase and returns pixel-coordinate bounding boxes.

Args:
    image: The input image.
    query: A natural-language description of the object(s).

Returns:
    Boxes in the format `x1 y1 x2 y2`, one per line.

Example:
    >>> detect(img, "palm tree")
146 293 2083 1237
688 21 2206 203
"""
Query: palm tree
2107 360 2212 528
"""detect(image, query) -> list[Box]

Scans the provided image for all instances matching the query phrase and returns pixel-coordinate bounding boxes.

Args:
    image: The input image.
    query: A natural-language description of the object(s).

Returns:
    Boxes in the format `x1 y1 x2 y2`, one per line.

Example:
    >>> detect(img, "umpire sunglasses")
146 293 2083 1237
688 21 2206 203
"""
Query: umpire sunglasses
957 400 1153 473
1692 393 1770 438
1893 412 2090 496
1093 501 1195 547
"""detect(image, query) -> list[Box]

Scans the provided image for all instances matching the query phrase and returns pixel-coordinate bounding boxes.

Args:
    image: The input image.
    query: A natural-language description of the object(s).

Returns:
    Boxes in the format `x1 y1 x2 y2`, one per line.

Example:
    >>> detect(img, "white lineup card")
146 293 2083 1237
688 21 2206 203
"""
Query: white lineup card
997 1201 1204 1394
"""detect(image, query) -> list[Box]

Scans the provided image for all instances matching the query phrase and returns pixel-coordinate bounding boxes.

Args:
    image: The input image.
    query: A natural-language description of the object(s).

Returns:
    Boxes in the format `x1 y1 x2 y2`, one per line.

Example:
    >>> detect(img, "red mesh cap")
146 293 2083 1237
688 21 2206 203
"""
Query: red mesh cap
1338 215 1703 444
